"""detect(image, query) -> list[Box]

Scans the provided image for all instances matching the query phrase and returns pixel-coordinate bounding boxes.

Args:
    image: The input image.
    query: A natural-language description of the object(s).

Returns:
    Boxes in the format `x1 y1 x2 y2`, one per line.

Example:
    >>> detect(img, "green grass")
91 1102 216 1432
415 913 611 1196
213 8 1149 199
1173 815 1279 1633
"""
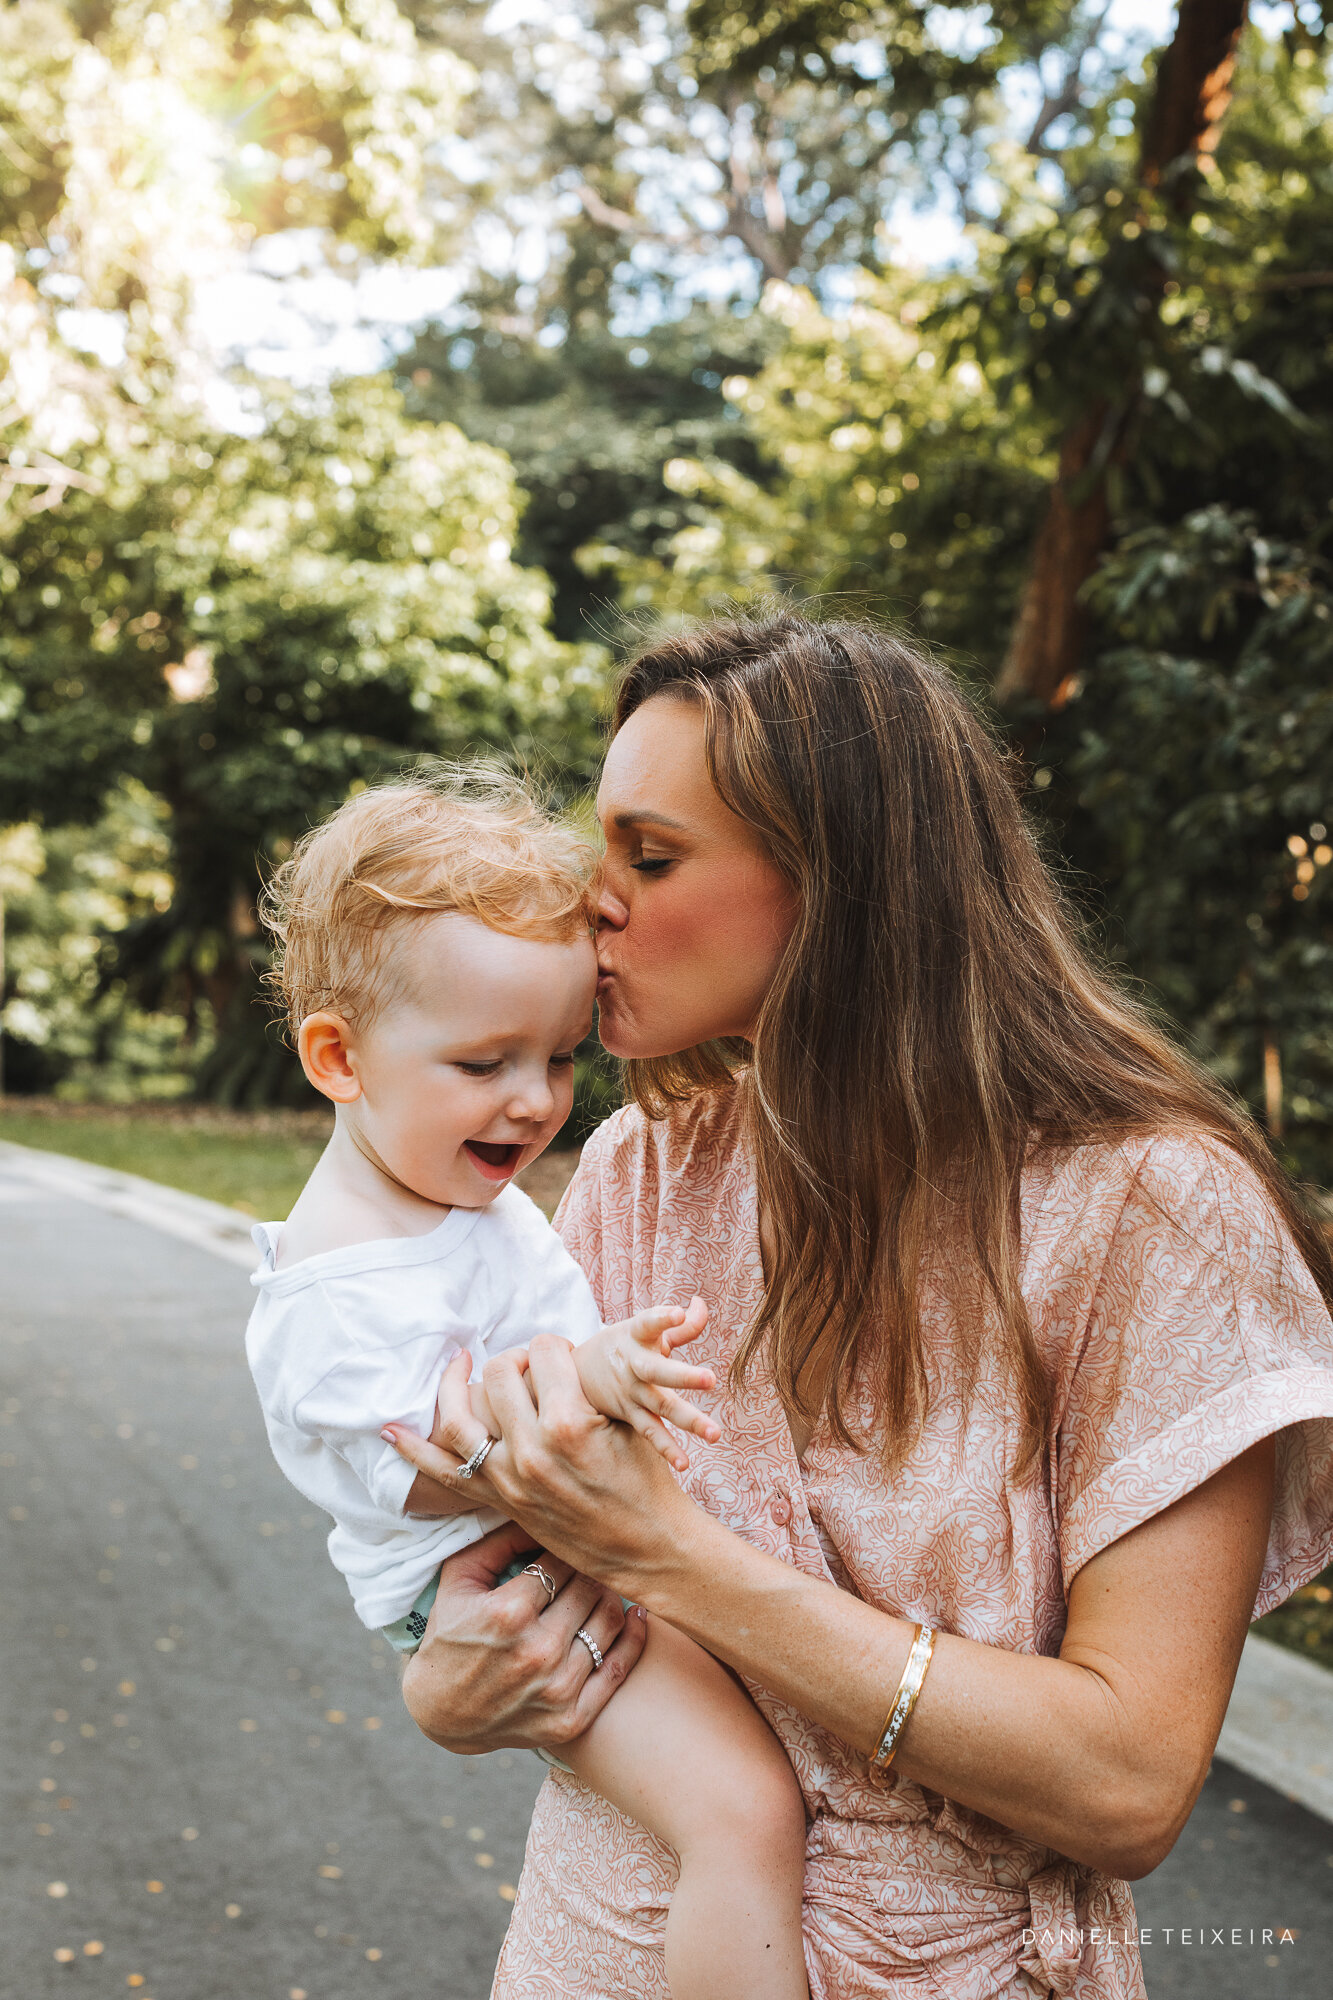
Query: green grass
0 1099 580 1220
0 1102 333 1219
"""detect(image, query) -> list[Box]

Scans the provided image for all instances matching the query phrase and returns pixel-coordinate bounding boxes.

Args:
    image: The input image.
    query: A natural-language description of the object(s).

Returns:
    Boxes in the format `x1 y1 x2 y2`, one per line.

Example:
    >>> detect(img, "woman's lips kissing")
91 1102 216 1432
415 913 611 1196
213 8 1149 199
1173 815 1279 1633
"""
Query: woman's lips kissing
464 1139 523 1181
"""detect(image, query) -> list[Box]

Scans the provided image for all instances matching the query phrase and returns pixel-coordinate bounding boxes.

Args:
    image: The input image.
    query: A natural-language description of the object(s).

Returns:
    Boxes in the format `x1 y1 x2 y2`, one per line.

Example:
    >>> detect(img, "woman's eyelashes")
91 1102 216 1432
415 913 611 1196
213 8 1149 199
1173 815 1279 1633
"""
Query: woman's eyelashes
630 855 674 875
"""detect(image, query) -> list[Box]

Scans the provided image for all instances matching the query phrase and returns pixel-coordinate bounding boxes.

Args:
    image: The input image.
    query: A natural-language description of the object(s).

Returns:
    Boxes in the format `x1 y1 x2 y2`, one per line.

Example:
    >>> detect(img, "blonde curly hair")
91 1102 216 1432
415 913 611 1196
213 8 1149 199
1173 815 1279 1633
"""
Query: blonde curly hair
260 764 596 1038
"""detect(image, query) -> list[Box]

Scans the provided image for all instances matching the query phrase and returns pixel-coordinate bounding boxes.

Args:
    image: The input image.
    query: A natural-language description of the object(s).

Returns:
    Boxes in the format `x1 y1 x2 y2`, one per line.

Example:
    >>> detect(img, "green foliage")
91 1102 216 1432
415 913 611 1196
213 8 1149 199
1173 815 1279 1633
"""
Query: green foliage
0 375 606 1101
607 275 1048 659
2 0 1331 1172
0 2 610 1102
606 28 1333 1175
399 306 778 643
0 784 201 1100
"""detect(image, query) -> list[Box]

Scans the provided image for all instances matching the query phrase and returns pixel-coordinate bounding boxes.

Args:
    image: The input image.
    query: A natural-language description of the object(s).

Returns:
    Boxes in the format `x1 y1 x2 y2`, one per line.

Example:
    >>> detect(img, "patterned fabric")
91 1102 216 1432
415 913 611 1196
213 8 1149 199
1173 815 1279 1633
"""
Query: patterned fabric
492 1091 1333 1999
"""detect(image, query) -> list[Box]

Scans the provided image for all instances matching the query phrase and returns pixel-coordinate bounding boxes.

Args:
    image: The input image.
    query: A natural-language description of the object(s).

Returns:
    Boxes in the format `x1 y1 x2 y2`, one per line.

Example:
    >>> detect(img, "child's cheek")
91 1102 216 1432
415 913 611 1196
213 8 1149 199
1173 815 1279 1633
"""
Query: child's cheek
553 1072 576 1127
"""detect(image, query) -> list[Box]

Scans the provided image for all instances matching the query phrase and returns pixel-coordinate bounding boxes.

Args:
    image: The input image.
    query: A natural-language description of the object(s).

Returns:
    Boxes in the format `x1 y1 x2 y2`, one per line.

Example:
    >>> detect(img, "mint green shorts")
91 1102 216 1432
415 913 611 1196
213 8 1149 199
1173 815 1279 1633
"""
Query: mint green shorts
380 1573 448 1655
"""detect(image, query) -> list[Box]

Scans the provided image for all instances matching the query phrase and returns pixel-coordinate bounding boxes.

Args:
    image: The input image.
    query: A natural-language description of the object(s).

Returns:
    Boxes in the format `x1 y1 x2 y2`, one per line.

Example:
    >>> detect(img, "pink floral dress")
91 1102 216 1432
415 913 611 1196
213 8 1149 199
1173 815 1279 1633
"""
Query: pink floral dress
492 1091 1333 2000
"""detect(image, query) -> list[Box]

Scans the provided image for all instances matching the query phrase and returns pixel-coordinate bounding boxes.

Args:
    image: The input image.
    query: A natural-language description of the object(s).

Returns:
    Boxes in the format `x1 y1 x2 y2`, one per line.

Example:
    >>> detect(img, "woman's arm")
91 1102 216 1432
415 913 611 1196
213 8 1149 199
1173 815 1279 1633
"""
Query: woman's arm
636 1434 1273 1879
393 1334 1274 1880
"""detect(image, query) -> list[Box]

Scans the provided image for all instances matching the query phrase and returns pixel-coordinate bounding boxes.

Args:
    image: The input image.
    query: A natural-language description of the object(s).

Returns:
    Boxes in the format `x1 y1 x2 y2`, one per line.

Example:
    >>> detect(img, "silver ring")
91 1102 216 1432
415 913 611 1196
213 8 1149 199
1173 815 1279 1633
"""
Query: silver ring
522 1562 557 1605
574 1626 604 1672
456 1436 495 1480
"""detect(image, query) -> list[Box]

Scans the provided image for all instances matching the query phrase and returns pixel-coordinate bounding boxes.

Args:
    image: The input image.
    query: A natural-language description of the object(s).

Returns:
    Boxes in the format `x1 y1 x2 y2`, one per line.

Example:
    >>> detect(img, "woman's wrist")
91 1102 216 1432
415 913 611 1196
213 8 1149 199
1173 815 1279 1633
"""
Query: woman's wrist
624 1501 920 1757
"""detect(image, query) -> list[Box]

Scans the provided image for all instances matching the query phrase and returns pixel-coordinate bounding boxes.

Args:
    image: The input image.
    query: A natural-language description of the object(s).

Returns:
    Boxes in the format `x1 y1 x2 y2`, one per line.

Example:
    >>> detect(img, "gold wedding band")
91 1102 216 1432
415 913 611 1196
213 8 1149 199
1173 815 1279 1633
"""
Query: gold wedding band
522 1562 558 1605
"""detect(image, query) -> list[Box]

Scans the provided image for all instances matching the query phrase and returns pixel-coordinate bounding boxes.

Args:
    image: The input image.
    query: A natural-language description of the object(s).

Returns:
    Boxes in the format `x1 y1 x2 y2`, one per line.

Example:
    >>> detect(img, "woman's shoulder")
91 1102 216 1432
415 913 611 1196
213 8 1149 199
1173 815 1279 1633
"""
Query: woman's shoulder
555 1088 748 1288
1021 1123 1326 1368
576 1086 747 1191
1031 1125 1286 1250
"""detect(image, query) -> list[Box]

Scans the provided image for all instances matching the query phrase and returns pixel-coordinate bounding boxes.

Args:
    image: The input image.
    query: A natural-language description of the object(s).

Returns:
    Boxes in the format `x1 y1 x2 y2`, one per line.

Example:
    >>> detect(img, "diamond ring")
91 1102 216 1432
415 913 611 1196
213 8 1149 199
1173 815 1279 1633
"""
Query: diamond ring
456 1436 495 1480
574 1626 604 1671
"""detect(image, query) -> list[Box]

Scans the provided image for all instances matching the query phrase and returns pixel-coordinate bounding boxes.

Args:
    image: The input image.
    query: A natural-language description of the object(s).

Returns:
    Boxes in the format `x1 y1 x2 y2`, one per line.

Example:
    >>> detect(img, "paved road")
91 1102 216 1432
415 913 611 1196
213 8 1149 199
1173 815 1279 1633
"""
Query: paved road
1 1169 1330 1999
0 1175 542 2000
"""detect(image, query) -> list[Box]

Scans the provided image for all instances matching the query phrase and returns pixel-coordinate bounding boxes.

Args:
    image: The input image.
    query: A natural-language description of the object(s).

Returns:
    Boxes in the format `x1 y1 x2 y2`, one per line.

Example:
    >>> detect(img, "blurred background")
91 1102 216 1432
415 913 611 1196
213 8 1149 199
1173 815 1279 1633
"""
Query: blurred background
0 7 1331 1992
1 0 1331 1178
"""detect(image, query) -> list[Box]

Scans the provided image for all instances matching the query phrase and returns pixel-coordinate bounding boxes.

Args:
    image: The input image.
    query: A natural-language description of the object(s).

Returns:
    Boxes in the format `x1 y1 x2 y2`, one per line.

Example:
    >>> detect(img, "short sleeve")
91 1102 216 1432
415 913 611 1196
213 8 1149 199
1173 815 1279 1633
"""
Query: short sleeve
481 1190 603 1353
291 1309 478 1518
1056 1135 1333 1614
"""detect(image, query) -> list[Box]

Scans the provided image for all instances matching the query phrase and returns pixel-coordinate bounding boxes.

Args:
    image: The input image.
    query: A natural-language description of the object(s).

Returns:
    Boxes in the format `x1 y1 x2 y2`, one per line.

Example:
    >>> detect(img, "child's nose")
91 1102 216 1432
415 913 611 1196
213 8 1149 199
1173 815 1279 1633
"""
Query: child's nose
507 1073 555 1124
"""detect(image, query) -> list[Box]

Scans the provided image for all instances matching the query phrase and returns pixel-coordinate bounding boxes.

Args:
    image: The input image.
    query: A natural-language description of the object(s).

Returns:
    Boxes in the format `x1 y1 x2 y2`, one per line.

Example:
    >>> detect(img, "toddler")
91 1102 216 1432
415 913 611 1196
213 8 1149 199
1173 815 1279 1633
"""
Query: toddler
244 769 808 2000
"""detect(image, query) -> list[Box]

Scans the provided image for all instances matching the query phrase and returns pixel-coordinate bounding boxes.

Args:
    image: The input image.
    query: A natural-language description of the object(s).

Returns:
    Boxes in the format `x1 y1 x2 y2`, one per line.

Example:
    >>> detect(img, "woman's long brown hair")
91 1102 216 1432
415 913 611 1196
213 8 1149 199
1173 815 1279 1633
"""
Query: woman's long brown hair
614 611 1333 1478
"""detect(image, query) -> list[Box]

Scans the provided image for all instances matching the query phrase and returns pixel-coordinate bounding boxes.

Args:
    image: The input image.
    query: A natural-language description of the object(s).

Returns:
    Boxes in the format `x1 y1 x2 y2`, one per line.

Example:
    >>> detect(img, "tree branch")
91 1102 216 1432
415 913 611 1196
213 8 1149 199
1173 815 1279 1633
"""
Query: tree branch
1025 3 1112 158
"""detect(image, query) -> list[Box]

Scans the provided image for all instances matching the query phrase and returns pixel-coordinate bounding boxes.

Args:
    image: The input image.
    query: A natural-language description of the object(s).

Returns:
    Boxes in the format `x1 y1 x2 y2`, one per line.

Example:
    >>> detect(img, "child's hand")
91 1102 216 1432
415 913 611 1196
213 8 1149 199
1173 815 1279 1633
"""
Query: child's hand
575 1296 720 1472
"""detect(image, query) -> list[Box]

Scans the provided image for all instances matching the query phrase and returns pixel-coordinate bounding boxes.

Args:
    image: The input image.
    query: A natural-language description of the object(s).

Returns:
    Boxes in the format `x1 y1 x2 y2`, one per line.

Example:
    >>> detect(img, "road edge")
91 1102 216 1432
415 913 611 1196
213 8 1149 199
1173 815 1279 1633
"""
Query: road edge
1217 1632 1333 1824
0 1136 258 1268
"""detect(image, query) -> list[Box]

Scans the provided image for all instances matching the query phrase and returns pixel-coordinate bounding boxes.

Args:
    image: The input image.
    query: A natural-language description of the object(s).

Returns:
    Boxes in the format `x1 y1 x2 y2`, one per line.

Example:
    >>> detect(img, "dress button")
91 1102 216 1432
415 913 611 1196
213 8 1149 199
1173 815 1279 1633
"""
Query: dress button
769 1494 792 1526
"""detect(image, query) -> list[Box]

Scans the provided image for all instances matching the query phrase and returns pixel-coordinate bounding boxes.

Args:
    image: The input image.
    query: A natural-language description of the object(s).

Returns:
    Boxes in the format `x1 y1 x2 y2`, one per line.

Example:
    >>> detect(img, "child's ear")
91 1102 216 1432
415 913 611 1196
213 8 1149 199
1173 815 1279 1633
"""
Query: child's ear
297 1012 362 1104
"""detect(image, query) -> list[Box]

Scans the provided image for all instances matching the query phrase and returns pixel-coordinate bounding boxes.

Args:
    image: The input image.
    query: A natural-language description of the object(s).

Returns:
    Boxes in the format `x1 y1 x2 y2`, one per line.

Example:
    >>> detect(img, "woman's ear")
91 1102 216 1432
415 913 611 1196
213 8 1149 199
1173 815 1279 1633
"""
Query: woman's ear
297 1012 362 1104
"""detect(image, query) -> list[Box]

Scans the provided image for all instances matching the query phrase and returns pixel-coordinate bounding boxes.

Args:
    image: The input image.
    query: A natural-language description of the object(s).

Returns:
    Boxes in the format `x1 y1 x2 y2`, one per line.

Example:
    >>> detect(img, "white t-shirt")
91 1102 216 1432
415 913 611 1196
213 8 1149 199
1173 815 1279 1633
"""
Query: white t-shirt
245 1185 601 1630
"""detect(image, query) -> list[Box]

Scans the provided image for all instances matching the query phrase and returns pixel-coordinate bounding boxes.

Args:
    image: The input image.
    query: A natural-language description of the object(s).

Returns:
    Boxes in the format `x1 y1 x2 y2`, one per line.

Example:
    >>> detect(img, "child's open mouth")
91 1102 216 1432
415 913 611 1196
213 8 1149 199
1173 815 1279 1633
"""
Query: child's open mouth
464 1139 523 1181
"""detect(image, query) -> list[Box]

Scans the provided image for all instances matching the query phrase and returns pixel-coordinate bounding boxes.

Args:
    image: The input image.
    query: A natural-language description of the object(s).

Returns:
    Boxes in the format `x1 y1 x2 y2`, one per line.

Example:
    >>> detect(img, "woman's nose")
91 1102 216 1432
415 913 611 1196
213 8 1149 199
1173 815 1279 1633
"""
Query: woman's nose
597 880 629 930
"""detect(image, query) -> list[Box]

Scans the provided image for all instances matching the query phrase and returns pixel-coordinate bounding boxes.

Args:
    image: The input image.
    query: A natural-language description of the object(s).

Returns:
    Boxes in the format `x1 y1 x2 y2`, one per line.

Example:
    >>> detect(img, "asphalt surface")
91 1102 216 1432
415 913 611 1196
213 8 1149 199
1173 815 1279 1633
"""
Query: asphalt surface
1 1168 1330 2000
0 1174 542 2000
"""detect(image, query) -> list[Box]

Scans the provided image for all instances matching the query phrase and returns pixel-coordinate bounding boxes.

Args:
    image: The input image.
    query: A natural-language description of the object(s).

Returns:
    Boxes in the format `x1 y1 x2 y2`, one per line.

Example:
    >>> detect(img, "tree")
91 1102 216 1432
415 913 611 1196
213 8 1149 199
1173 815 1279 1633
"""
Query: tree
389 0 1164 648
997 0 1250 705
0 786 196 1102
0 3 605 1101
601 24 1333 1177
397 304 778 645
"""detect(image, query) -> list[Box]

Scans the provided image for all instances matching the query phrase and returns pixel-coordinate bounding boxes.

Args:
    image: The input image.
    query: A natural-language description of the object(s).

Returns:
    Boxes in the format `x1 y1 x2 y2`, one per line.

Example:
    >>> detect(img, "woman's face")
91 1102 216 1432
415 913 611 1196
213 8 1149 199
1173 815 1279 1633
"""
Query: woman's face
594 695 797 1059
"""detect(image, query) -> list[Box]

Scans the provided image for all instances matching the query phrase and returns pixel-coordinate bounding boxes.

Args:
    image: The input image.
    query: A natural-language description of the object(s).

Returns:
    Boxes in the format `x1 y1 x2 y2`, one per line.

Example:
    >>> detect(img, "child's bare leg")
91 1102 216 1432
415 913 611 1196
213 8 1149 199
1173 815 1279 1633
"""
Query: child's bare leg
558 1615 808 2000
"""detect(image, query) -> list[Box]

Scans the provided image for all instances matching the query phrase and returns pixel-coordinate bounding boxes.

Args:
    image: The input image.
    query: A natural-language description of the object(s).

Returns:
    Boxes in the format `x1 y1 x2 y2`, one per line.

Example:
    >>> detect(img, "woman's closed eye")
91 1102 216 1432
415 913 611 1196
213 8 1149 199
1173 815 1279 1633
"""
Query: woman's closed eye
630 856 674 875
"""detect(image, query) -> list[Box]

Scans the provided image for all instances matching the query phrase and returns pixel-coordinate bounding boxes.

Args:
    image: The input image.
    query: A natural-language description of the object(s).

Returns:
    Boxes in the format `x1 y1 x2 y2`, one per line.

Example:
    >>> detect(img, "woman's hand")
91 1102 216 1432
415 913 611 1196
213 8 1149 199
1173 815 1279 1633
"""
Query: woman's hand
399 1521 647 1755
386 1335 704 1600
391 1351 505 1518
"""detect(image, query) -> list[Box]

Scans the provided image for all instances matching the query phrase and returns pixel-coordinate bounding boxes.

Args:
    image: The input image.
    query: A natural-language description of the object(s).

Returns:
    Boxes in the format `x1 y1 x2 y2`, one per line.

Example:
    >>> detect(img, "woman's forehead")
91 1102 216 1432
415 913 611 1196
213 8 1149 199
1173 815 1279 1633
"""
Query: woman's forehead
596 698 713 823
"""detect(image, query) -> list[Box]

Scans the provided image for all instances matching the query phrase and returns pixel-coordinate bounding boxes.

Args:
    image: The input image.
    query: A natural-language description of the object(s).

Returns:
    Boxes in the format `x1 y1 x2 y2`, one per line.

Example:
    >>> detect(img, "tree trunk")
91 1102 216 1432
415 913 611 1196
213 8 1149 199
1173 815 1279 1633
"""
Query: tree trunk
997 0 1250 706
994 405 1113 706
1141 0 1249 187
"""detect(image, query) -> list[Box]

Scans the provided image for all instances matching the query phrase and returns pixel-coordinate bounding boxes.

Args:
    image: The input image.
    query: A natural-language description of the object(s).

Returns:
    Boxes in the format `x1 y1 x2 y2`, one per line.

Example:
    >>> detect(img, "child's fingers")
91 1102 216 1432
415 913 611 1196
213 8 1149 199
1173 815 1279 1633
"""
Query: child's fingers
629 1346 715 1393
623 1303 686 1347
625 1367 723 1444
650 1389 722 1444
660 1295 709 1353
622 1403 691 1473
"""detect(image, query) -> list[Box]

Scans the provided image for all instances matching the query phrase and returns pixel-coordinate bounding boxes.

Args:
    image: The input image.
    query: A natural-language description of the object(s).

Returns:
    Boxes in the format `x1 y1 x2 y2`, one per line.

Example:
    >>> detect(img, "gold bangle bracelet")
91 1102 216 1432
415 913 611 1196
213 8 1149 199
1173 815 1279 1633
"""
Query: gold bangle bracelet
870 1621 936 1774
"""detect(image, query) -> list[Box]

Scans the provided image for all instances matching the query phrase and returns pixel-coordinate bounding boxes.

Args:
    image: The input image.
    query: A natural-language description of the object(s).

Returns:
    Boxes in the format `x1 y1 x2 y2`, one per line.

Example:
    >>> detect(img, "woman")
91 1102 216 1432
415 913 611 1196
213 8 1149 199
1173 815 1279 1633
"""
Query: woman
388 613 1333 1998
